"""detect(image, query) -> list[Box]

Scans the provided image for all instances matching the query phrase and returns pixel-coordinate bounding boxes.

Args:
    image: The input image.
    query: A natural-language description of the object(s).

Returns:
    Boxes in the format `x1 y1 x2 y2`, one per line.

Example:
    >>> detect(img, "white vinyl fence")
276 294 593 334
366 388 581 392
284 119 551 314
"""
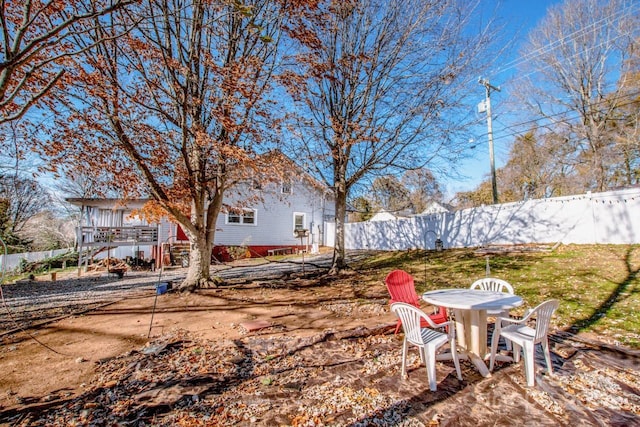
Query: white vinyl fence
345 188 640 250
0 248 72 274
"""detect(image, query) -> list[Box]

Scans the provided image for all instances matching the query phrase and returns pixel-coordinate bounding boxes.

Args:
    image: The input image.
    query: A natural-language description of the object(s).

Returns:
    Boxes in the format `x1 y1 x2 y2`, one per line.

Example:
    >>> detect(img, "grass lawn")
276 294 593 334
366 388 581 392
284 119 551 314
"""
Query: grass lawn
352 244 640 349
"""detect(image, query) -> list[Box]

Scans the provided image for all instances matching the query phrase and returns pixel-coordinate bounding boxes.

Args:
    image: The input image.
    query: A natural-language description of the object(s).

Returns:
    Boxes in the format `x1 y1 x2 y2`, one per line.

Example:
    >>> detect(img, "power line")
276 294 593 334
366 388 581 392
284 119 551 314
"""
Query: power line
511 27 639 86
489 1 640 81
485 89 640 144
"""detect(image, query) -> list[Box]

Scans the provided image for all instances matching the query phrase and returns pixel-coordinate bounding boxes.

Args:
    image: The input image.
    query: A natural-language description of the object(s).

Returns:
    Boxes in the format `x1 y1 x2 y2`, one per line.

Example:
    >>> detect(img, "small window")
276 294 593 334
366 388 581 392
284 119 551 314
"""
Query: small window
281 182 292 194
243 210 255 224
227 209 257 226
293 212 305 231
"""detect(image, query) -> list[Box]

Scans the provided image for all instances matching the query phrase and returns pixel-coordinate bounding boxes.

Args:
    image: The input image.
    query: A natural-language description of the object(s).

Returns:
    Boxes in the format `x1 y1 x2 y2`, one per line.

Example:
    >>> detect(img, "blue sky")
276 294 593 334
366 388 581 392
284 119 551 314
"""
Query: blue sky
445 0 564 199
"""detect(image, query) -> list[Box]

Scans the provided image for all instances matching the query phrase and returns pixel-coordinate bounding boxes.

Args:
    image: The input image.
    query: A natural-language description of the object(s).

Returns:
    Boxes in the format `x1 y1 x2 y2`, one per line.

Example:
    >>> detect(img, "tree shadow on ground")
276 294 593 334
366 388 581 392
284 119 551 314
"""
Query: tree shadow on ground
567 247 639 335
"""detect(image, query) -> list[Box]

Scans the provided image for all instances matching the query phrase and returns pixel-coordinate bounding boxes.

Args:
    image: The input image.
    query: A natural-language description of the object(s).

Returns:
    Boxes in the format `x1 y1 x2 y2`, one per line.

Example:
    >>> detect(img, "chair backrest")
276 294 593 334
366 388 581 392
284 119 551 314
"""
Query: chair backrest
470 277 514 294
385 270 420 306
390 302 438 344
530 299 560 341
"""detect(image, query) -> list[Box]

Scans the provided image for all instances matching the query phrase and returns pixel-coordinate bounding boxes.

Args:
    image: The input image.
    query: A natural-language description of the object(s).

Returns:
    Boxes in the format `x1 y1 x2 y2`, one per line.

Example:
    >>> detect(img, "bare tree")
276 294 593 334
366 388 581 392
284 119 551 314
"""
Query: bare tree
20 211 75 251
454 129 585 206
0 0 135 125
0 174 50 251
370 175 411 214
514 0 640 192
282 0 497 272
348 195 373 222
498 130 580 200
609 43 640 187
402 168 443 213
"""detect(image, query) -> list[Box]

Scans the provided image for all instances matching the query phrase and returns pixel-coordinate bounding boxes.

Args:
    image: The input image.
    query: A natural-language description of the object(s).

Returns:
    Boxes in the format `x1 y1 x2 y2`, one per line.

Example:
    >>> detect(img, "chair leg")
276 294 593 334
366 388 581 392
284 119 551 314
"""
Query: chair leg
394 319 402 335
512 343 521 363
418 346 426 364
500 316 512 351
425 345 437 391
503 336 513 351
489 329 500 371
450 337 463 380
542 338 553 376
401 338 408 378
522 341 535 387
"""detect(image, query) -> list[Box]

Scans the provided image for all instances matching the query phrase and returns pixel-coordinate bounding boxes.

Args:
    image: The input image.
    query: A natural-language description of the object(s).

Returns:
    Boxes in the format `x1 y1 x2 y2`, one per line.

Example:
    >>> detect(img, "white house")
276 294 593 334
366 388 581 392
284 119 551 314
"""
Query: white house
368 209 406 222
415 201 451 215
67 163 336 266
210 169 335 260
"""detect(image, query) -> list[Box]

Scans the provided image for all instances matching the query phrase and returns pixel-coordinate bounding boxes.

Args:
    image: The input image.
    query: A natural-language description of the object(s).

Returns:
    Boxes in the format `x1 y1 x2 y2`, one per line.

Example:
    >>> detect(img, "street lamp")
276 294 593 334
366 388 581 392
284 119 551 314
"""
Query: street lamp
478 77 500 204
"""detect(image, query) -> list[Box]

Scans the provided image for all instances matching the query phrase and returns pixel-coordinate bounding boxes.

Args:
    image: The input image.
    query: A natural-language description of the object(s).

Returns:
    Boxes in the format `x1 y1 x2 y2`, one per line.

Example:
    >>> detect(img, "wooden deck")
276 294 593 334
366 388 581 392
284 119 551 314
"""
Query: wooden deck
79 226 159 247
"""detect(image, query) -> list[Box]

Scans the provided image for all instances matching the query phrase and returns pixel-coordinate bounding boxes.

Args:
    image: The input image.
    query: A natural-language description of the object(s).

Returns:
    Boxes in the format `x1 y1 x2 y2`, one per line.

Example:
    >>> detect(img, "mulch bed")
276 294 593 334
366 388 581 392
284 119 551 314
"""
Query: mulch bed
3 326 639 426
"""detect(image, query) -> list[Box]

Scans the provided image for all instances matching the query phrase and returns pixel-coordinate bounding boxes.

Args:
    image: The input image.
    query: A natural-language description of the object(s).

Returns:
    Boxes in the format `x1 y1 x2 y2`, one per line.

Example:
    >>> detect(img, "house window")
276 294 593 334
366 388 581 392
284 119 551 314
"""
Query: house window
281 182 292 194
293 212 305 231
227 209 257 226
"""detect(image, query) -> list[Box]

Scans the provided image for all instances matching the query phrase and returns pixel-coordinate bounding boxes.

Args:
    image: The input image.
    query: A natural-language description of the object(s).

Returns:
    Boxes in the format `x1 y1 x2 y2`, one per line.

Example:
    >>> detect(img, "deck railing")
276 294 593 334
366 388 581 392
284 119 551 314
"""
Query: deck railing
80 226 159 246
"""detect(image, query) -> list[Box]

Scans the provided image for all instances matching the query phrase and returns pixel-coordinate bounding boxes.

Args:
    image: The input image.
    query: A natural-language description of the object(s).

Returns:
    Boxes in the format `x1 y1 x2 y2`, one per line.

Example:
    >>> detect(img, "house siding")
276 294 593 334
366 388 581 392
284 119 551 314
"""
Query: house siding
214 181 334 250
68 176 336 263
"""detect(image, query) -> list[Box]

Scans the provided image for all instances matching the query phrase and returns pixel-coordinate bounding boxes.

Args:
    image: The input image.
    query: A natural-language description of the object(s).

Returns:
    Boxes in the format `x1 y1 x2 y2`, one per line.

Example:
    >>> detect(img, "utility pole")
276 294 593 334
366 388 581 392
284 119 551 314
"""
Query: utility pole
479 77 500 204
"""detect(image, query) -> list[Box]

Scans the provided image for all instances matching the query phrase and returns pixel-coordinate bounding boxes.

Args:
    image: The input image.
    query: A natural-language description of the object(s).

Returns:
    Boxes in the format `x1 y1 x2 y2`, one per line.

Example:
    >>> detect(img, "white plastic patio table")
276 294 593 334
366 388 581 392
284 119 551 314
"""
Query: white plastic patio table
422 289 523 377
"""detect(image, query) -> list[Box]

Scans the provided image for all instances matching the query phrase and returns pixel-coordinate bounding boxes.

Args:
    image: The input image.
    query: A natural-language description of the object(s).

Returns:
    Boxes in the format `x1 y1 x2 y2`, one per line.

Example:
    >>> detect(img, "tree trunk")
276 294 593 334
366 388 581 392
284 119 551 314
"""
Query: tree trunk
330 176 348 274
179 231 211 292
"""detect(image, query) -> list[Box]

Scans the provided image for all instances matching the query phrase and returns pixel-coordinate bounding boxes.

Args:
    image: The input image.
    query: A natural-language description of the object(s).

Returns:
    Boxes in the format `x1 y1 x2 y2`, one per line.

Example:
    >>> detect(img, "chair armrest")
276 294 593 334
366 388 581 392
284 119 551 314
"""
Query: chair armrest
434 320 454 331
496 308 535 325
423 317 454 331
388 298 421 306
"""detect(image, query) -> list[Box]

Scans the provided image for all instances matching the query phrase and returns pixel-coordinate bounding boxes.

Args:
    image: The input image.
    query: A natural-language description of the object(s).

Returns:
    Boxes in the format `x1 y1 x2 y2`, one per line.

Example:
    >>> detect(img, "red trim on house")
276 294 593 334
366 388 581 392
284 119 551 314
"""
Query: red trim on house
176 224 188 241
212 245 306 261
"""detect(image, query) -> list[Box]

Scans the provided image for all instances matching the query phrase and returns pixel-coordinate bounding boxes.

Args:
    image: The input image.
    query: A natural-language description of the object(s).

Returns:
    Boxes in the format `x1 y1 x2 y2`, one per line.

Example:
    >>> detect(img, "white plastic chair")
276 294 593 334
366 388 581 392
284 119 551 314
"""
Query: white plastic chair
489 299 559 387
470 277 514 295
470 277 515 318
390 302 463 391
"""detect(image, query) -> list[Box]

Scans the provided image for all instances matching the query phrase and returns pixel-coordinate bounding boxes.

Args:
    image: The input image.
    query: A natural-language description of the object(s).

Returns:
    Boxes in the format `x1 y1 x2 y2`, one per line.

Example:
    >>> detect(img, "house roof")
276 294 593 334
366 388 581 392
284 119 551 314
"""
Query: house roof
261 149 333 196
368 210 405 222
65 198 150 208
65 151 334 208
416 201 451 215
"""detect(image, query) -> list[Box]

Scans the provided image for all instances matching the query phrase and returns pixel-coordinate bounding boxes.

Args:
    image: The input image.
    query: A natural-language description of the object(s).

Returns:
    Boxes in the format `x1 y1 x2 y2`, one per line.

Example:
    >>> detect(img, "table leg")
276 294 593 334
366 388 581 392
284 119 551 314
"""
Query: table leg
468 309 491 377
470 310 488 356
468 353 491 377
447 309 492 377
452 309 467 350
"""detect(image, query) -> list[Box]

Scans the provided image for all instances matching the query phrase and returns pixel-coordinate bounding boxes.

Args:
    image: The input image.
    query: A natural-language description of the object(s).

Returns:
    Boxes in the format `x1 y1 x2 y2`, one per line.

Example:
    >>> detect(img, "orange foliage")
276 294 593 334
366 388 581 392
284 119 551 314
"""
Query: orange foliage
0 0 134 124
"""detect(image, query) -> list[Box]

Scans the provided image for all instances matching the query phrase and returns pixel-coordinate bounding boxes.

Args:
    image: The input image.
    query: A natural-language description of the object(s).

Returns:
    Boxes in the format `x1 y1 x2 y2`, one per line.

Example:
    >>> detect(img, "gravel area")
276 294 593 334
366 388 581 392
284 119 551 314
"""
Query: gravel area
0 252 346 334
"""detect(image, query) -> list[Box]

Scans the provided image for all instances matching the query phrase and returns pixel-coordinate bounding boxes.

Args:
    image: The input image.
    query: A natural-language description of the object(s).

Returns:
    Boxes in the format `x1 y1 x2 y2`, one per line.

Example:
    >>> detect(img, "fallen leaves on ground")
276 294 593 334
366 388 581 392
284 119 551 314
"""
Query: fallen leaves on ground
5 327 640 426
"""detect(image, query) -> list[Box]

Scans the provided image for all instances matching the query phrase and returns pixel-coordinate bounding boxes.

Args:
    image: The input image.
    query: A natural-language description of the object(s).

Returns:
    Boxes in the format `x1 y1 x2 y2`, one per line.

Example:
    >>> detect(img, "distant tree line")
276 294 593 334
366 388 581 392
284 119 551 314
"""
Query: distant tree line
0 174 74 253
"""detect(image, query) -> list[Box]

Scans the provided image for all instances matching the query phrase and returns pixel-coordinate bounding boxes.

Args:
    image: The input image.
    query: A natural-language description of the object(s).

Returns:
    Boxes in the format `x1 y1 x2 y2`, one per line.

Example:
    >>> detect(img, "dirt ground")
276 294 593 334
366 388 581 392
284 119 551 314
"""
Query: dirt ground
0 267 386 405
1 264 639 426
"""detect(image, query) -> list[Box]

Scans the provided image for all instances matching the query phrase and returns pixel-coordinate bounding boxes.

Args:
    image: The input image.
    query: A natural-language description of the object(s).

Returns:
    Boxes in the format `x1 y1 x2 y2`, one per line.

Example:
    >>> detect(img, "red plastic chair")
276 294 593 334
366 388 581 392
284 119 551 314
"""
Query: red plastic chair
385 270 448 334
